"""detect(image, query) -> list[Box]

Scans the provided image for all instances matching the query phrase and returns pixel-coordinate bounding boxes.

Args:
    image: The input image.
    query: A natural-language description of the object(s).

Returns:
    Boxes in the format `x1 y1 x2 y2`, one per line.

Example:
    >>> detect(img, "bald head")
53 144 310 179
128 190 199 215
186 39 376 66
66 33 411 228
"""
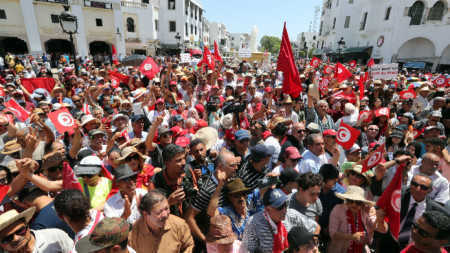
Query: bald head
420 153 440 176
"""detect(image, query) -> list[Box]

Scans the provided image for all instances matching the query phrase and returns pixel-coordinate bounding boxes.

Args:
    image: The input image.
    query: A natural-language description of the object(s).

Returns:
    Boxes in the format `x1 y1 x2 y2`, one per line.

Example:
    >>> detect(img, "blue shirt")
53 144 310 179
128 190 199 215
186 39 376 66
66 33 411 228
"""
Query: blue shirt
218 205 249 240
30 202 75 238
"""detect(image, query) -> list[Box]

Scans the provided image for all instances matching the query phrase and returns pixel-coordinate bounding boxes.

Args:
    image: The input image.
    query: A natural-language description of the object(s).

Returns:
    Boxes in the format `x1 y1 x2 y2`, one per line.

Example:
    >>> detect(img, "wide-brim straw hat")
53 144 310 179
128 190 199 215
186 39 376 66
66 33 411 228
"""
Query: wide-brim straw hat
193 127 218 151
0 207 36 233
116 146 145 162
336 185 375 205
343 163 374 184
1 140 21 155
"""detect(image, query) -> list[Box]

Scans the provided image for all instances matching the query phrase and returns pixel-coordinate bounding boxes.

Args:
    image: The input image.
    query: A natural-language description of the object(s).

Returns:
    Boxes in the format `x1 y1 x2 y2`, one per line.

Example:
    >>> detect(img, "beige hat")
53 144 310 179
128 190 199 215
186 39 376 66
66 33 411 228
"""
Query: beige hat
0 207 36 233
193 127 218 150
343 163 374 183
335 185 375 205
220 114 233 130
419 86 430 92
1 141 21 155
81 114 101 127
117 146 145 162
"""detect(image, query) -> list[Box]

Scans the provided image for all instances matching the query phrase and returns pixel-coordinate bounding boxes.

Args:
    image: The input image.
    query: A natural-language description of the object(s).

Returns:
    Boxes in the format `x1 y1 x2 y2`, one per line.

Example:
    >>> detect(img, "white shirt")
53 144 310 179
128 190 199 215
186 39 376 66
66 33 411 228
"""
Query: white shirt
72 210 104 253
264 136 281 169
407 165 450 203
104 188 147 224
146 109 170 128
400 196 426 231
298 150 328 174
32 228 74 253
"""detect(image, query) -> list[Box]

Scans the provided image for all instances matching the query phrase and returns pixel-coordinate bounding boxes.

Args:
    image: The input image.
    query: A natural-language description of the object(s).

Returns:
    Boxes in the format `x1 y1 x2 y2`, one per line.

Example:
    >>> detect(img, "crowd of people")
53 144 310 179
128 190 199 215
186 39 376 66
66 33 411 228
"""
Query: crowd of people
0 51 448 253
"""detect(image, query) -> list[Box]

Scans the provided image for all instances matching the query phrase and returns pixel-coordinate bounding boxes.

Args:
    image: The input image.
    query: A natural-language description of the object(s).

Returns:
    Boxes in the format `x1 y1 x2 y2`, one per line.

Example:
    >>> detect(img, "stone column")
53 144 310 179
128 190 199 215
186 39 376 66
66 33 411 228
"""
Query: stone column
19 0 43 55
70 3 89 57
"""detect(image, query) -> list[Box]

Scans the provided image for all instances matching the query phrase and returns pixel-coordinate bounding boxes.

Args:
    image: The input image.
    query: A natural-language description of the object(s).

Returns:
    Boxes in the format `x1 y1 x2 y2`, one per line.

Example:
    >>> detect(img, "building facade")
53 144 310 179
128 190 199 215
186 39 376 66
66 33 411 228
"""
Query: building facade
317 0 450 71
209 22 230 52
0 0 204 57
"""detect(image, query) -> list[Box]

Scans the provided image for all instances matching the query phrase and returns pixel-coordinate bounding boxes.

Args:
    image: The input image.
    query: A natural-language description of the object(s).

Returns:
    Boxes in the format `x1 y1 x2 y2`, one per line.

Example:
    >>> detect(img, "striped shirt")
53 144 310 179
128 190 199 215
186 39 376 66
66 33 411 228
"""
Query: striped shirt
237 159 267 190
241 211 274 253
191 174 225 212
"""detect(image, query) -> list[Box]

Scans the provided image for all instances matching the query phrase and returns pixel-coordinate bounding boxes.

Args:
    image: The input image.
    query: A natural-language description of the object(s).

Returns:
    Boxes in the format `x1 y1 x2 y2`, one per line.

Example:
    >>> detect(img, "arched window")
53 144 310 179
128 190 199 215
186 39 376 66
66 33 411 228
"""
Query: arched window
409 1 425 25
127 17 135 33
428 1 445 20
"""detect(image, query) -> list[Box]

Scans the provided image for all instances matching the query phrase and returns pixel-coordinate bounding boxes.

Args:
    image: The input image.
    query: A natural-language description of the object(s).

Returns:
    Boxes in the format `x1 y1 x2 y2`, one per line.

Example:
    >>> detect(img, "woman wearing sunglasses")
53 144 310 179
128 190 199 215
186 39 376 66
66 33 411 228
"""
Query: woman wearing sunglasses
328 185 385 253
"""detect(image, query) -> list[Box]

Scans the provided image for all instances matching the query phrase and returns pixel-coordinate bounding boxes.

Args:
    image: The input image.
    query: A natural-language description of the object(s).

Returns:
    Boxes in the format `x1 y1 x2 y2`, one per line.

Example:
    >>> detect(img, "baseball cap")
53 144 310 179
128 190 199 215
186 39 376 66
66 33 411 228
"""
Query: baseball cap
131 114 146 122
263 188 288 209
250 144 273 160
285 146 301 160
75 218 131 253
157 126 172 137
88 129 106 138
323 129 337 137
345 144 361 154
234 130 251 141
174 136 190 147
74 156 103 176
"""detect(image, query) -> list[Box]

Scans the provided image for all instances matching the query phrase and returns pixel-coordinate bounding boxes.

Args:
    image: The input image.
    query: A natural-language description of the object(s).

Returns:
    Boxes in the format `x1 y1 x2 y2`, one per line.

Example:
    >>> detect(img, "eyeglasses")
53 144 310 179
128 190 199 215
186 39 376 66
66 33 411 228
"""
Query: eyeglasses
412 222 432 238
1 225 28 244
289 158 301 163
411 180 430 191
346 199 364 206
297 129 306 133
275 202 287 211
125 155 140 162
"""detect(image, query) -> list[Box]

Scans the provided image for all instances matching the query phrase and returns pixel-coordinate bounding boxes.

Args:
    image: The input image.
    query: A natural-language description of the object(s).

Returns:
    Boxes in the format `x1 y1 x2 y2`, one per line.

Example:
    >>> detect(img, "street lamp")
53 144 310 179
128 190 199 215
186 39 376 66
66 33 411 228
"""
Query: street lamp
337 37 345 62
174 32 181 53
59 5 79 74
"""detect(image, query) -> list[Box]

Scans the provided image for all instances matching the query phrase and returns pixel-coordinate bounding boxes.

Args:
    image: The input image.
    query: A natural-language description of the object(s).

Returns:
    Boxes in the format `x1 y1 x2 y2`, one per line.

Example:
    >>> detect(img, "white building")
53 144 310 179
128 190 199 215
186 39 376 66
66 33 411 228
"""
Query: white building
317 0 450 71
0 0 204 58
209 22 230 52
296 32 318 55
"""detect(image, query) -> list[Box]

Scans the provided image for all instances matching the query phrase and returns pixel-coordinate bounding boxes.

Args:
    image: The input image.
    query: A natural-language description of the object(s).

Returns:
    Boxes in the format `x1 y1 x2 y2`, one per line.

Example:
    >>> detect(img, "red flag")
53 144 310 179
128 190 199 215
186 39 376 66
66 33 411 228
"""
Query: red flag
276 23 302 98
197 46 215 70
0 185 10 203
82 103 91 115
213 41 223 63
4 99 30 122
358 110 373 123
62 162 83 191
324 65 334 75
376 164 404 239
433 75 447 87
375 107 390 118
109 71 130 84
121 129 130 141
112 45 119 65
319 77 330 96
413 128 424 139
48 108 76 134
362 144 385 172
110 76 120 89
367 58 375 68
20 78 56 94
139 57 160 80
335 62 352 83
358 72 368 100
0 87 5 97
332 90 357 104
349 60 357 68
336 122 360 150
310 57 321 68
399 89 416 100
101 165 114 180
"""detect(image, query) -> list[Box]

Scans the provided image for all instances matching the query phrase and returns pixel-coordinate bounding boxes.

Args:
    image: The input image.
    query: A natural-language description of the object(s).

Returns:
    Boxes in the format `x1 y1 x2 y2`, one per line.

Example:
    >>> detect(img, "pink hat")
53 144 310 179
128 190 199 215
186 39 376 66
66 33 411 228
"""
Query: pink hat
285 146 301 160
195 104 205 114
175 136 190 147
323 129 337 137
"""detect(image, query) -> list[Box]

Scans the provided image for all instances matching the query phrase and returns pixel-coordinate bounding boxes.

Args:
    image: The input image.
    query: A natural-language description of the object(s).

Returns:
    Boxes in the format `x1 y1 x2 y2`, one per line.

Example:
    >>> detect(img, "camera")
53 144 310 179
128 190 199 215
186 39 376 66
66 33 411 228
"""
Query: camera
222 100 246 115
207 96 220 112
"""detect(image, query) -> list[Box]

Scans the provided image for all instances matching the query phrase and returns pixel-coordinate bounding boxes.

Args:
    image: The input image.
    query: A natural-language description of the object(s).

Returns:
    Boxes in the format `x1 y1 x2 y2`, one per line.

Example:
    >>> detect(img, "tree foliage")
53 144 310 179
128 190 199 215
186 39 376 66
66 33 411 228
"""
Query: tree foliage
260 36 281 55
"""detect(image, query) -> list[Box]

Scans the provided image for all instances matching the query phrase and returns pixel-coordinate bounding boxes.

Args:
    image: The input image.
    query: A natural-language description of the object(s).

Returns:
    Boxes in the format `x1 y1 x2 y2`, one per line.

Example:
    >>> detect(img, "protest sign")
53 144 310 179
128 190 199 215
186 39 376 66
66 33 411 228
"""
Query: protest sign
370 63 398 80
180 53 191 63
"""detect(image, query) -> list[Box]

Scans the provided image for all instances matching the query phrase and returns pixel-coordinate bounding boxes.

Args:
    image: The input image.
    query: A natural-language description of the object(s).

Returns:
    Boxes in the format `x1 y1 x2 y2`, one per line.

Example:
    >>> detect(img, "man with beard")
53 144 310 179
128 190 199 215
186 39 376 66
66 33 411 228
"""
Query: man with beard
0 207 73 253
281 122 306 156
130 190 193 253
146 114 172 169
185 139 214 193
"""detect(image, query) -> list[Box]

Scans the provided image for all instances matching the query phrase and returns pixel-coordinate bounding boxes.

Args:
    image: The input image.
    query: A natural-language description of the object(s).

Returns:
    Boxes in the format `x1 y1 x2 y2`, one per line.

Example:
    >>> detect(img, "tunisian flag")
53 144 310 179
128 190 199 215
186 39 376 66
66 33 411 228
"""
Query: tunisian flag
112 45 119 65
4 99 29 122
336 122 360 150
48 108 77 134
197 46 215 70
433 75 447 87
376 164 404 239
277 23 302 98
310 57 321 68
0 185 10 203
62 162 83 191
358 72 368 100
213 41 223 63
20 77 56 93
399 89 416 100
349 60 357 68
367 58 375 68
324 65 334 74
109 71 130 84
139 57 160 80
362 144 385 172
335 62 352 83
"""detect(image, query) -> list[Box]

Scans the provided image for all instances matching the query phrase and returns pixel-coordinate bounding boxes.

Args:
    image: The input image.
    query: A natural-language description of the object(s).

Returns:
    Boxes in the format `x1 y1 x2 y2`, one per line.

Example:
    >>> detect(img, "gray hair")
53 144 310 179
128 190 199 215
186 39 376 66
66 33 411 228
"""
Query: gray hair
215 149 234 168
139 189 167 214
305 133 323 148
317 100 328 107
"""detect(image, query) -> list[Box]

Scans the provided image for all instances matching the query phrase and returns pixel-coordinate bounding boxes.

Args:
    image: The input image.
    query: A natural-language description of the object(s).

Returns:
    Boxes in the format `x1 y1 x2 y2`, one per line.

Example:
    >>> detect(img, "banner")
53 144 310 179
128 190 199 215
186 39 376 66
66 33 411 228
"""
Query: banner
180 53 192 64
48 108 76 134
370 63 399 80
20 78 56 94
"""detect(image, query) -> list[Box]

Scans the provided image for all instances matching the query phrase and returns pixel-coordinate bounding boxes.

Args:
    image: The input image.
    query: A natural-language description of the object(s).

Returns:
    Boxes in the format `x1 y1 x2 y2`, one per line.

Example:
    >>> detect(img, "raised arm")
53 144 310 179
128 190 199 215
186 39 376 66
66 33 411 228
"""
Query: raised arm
145 114 164 152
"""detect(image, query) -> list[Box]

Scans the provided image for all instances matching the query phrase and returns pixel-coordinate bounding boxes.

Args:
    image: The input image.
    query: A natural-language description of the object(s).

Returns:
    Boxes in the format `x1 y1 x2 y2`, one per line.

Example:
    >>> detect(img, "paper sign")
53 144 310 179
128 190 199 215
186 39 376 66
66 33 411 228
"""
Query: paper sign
370 63 399 80
180 53 191 63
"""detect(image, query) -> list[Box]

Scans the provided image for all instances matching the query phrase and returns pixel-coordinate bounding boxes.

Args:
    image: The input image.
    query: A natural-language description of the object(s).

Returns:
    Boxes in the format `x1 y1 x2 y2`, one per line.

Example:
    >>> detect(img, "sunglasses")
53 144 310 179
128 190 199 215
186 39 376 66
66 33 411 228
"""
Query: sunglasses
79 174 95 179
297 129 306 133
1 225 28 244
275 202 288 211
412 222 432 238
349 170 365 179
125 155 140 162
411 180 430 191
347 199 364 206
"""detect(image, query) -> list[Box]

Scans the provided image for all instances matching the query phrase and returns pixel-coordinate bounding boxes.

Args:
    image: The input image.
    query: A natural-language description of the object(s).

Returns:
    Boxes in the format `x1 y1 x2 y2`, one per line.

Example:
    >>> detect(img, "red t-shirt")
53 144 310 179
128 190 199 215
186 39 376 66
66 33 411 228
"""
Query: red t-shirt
401 244 448 253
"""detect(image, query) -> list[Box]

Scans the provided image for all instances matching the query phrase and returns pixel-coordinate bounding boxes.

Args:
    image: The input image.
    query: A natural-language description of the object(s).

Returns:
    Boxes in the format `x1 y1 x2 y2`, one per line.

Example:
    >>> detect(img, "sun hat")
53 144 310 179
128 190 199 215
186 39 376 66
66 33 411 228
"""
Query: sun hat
343 163 373 183
112 164 138 181
323 129 337 137
88 129 106 138
0 207 36 233
81 114 101 127
193 127 218 150
224 178 251 195
111 113 129 124
336 185 375 205
206 215 237 244
74 156 103 176
117 146 145 162
75 217 131 253
1 140 21 155
220 114 233 130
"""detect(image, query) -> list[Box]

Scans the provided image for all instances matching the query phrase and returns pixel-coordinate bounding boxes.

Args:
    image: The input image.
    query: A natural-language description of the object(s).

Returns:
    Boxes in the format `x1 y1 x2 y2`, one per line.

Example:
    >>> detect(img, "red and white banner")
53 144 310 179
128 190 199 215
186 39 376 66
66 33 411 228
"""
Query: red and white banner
62 162 83 191
319 78 330 96
399 89 416 100
332 90 357 104
4 99 30 122
109 71 130 85
82 103 91 115
433 75 447 87
335 62 352 83
197 46 216 70
48 108 76 134
349 60 357 68
336 122 360 150
362 144 385 172
324 65 334 75
213 40 223 63
310 57 321 68
110 76 120 89
20 77 56 94
375 107 390 118
139 57 161 80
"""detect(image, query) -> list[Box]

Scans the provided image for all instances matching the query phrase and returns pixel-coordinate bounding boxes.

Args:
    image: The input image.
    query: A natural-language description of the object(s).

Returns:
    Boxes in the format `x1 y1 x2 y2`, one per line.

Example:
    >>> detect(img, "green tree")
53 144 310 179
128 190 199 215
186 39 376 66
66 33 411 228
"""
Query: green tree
260 36 281 55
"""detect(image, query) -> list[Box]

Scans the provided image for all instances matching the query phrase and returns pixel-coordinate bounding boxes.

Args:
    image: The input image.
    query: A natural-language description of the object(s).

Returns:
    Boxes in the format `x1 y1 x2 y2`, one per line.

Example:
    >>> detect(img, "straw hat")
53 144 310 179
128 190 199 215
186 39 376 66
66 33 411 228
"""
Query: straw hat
117 146 145 162
343 163 374 183
1 140 21 155
81 114 101 127
206 215 237 244
0 207 36 233
193 127 218 150
335 185 375 205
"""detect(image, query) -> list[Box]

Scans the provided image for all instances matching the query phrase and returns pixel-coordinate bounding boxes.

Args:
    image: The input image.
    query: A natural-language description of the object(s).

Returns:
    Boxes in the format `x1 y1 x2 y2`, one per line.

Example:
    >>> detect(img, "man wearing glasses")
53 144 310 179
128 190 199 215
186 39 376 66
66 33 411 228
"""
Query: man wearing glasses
0 207 73 252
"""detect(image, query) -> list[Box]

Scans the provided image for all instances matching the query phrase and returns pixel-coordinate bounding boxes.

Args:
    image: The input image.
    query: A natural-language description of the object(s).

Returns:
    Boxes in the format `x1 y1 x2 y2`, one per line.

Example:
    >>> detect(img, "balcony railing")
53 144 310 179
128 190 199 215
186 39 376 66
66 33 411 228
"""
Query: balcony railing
121 1 148 8
34 0 69 4
84 0 113 9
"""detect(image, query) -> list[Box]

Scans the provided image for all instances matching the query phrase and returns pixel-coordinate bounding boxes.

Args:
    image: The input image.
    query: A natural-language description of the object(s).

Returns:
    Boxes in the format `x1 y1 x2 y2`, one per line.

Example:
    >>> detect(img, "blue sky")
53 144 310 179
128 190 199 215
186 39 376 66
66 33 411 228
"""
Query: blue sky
202 0 321 42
